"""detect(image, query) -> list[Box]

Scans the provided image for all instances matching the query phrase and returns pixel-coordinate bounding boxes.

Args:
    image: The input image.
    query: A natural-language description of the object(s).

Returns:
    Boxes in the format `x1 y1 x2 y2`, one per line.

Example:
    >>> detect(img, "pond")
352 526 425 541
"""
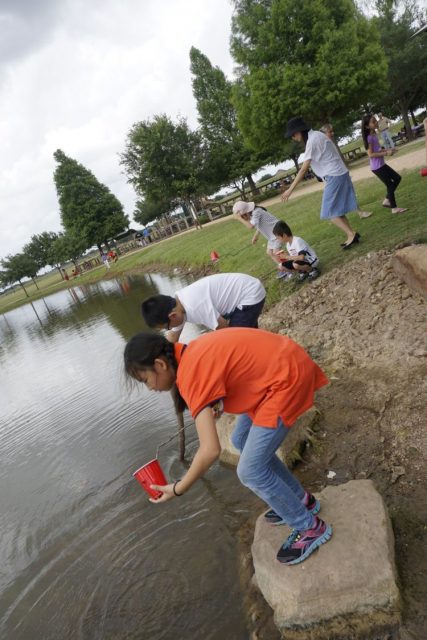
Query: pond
0 273 259 640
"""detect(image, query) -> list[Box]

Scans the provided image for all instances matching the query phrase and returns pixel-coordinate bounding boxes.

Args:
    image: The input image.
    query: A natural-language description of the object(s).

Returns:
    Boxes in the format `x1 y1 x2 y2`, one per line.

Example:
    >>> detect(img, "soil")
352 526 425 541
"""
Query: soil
237 246 427 640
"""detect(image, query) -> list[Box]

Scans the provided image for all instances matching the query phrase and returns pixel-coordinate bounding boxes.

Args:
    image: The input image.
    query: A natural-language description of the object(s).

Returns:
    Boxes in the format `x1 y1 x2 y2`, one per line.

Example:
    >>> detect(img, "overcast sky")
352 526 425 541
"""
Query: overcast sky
0 0 236 258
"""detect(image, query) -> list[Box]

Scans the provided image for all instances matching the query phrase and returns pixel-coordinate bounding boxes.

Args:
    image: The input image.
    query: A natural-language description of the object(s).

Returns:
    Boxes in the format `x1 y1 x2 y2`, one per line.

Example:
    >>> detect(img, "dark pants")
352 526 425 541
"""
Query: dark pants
228 298 265 328
372 164 402 208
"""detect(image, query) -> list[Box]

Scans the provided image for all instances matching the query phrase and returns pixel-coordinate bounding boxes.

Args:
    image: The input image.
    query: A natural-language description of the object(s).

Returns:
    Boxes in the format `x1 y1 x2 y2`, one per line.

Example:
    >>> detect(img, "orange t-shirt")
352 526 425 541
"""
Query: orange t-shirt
174 328 328 428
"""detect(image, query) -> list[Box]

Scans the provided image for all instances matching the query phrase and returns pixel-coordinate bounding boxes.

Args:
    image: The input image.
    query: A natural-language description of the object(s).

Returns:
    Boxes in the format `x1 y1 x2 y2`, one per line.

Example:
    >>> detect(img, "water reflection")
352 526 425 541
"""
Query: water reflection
0 272 256 640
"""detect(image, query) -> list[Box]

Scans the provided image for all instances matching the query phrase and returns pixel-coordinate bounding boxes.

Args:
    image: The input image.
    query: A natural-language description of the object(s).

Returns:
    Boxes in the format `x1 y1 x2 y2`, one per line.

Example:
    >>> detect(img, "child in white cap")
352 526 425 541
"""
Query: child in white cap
232 201 284 276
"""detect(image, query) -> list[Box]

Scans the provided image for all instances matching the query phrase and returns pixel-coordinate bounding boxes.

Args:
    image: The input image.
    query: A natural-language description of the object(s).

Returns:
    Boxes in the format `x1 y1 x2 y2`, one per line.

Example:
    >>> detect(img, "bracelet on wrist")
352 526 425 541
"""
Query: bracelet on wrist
173 480 184 497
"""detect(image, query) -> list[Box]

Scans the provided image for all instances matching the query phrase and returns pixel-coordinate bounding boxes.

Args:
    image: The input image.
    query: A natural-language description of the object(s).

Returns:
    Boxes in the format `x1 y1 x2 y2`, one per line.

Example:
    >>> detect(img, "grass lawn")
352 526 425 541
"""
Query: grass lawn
1 167 426 315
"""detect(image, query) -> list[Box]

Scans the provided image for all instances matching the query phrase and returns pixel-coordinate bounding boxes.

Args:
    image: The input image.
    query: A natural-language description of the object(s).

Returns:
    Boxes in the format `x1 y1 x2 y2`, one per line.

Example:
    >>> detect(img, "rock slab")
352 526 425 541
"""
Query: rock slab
216 407 319 467
251 480 401 638
392 244 427 298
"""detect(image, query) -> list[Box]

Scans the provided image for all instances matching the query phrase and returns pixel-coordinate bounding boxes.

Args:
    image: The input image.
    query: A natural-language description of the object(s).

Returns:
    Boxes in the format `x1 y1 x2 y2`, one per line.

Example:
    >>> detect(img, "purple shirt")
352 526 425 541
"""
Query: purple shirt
367 134 385 171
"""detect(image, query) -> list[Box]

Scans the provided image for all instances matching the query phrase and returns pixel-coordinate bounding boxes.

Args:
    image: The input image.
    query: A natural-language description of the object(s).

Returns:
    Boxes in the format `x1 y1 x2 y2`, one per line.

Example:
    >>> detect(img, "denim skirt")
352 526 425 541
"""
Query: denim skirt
320 172 358 219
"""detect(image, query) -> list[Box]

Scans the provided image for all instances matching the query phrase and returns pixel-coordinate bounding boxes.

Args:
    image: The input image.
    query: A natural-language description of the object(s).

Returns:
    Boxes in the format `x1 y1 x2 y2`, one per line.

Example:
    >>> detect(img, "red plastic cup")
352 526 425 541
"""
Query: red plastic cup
133 459 168 499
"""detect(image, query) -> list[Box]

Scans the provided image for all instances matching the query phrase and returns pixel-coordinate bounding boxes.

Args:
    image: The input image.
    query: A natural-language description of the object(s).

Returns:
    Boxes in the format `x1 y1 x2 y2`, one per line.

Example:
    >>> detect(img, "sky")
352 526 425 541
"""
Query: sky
0 0 236 258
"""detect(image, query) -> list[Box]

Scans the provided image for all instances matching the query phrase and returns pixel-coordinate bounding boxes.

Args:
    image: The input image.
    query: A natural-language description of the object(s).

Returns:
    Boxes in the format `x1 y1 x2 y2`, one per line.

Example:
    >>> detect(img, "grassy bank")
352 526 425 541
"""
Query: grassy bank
1 166 426 315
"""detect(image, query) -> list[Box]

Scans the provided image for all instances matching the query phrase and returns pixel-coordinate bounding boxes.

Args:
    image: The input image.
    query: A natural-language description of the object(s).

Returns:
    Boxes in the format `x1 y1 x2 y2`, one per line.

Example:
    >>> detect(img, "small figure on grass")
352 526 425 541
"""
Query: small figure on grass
272 220 320 283
361 114 407 215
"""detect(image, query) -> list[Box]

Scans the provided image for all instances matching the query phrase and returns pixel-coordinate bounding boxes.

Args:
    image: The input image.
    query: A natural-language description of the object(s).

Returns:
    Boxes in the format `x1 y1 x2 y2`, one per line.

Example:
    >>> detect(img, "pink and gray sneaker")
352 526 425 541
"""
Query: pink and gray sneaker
276 516 332 565
264 493 320 526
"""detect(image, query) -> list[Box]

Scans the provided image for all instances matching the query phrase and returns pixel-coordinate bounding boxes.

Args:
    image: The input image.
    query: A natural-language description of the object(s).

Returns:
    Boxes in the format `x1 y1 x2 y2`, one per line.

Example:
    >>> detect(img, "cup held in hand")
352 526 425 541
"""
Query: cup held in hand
133 459 167 498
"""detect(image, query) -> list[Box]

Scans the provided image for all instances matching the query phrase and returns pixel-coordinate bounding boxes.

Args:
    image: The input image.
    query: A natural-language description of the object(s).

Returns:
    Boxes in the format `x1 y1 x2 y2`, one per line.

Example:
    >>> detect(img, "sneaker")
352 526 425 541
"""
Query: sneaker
276 271 293 281
277 516 333 565
264 493 320 526
308 267 320 280
298 272 309 282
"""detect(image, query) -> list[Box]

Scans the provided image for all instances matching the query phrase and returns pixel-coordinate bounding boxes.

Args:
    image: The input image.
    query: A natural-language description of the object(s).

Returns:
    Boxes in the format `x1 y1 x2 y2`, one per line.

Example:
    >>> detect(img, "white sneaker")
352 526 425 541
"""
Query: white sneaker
277 271 293 281
308 268 320 280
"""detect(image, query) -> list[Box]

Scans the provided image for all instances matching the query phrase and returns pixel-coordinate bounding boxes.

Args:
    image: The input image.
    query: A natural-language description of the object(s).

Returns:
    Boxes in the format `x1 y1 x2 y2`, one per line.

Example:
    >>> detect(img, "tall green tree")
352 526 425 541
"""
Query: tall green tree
121 115 210 224
373 0 427 138
1 253 40 296
53 150 129 251
230 0 388 155
189 47 263 194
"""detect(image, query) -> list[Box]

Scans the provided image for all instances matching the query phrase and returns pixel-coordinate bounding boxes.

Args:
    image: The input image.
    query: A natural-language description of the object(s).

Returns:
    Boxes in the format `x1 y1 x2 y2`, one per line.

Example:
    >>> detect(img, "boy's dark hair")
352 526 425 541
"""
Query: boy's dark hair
141 295 176 327
273 220 292 237
361 114 373 150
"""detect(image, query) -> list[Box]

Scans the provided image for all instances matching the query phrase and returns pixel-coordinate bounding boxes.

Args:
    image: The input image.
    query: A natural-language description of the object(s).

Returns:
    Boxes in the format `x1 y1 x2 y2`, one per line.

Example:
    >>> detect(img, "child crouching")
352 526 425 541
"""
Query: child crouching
273 220 320 282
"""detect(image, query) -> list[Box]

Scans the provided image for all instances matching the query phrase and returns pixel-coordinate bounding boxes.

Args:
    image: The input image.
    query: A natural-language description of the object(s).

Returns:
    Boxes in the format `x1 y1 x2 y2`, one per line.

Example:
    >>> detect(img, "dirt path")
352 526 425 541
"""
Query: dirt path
260 143 426 208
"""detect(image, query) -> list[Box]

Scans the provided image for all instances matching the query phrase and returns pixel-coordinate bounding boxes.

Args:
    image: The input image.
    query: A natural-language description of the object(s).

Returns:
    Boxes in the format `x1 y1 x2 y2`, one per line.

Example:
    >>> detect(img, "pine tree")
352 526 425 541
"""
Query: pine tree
53 150 129 251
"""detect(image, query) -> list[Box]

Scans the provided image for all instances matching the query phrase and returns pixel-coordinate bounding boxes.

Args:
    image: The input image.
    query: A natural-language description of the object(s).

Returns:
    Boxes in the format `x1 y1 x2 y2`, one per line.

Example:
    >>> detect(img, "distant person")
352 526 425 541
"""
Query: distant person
377 112 395 149
232 201 283 275
62 269 69 281
108 249 118 263
320 123 372 219
141 273 266 342
272 220 320 282
361 114 407 214
124 329 332 565
143 227 152 244
101 253 110 269
282 117 361 250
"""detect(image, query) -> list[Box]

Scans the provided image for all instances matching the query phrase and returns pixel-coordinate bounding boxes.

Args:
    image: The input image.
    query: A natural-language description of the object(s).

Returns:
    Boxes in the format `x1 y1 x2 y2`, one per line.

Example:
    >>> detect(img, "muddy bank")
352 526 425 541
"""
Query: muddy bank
237 248 426 639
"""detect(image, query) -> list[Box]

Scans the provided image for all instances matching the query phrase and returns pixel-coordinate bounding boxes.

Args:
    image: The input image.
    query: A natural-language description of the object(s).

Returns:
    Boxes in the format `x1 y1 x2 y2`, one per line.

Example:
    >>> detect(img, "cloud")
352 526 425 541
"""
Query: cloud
0 0 235 257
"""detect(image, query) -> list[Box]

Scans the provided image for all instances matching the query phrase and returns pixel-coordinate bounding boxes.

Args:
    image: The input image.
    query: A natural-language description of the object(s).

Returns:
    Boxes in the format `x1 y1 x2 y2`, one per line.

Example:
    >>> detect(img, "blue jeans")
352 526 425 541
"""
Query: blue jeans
231 414 314 531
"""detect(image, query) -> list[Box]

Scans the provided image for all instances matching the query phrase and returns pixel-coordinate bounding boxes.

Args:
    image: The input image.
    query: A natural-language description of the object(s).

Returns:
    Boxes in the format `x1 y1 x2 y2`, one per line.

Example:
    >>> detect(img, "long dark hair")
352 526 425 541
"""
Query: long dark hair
361 114 374 150
124 332 187 413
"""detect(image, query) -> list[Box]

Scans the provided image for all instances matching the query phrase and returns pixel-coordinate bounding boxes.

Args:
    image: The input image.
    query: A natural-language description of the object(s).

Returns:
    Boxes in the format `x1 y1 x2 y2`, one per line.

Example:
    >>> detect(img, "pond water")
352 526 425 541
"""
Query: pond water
0 273 258 640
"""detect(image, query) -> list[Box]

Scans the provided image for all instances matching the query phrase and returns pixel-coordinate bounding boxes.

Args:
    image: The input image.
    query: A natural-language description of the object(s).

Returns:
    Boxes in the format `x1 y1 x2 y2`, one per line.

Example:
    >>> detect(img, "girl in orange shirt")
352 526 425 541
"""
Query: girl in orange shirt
124 328 332 565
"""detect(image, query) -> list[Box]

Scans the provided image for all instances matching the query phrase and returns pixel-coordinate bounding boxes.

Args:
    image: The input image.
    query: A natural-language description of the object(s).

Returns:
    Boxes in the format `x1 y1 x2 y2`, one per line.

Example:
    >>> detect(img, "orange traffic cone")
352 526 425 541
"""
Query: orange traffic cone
210 250 220 262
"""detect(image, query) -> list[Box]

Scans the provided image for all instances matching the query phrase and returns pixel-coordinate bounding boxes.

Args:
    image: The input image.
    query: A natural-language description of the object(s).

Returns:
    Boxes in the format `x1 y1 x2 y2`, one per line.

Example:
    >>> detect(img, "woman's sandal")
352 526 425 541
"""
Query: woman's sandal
341 232 360 250
391 208 408 214
382 199 392 208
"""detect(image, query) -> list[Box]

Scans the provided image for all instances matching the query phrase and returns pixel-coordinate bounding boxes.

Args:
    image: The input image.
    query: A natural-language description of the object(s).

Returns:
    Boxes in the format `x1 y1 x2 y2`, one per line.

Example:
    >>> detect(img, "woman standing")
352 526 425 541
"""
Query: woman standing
361 114 407 214
282 117 361 249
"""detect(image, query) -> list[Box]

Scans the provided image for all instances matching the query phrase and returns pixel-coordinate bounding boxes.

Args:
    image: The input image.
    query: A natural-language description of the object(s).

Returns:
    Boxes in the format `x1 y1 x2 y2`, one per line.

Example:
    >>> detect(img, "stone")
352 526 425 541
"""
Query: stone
391 245 427 298
251 480 401 638
216 407 320 468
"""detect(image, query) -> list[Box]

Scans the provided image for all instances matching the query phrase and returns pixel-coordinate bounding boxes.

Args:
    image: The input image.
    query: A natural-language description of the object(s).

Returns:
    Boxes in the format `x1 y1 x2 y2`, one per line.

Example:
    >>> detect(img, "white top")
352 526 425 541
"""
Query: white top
174 273 266 330
286 236 318 265
250 207 278 241
303 130 347 178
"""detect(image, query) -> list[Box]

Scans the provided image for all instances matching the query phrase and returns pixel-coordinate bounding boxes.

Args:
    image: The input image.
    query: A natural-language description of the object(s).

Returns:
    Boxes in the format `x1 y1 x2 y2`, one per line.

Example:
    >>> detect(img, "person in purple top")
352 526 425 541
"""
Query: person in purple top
361 114 408 214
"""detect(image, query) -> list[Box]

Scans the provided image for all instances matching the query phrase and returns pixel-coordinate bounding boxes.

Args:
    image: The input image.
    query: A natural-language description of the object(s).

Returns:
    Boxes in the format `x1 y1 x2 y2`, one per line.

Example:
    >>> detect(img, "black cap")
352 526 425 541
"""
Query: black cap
285 116 310 137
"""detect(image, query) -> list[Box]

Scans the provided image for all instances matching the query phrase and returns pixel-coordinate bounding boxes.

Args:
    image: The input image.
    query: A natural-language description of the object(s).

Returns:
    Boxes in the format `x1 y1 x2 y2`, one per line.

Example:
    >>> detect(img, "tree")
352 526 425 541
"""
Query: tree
48 232 87 268
230 0 388 155
373 0 427 139
24 231 59 276
1 253 40 296
121 114 210 224
189 46 263 194
53 150 129 251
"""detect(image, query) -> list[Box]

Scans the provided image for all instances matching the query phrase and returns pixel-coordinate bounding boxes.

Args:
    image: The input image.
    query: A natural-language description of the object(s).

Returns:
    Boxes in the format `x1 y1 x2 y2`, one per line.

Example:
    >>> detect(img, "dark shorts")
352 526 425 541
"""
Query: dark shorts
281 259 311 271
227 298 265 328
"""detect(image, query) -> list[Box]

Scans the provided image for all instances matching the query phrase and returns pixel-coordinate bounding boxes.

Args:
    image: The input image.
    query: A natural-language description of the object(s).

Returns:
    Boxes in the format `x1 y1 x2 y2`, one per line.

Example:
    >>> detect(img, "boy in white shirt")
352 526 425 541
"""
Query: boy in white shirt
141 272 266 342
272 221 320 282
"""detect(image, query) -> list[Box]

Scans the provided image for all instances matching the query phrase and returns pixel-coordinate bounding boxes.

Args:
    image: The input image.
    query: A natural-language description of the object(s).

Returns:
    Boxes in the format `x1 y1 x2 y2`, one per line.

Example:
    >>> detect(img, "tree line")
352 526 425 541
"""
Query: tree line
1 0 426 294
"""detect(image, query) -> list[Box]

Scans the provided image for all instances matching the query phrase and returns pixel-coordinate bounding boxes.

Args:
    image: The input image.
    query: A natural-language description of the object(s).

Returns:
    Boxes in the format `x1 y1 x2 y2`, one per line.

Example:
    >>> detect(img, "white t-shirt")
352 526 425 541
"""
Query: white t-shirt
303 130 347 178
286 236 318 265
174 273 266 330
